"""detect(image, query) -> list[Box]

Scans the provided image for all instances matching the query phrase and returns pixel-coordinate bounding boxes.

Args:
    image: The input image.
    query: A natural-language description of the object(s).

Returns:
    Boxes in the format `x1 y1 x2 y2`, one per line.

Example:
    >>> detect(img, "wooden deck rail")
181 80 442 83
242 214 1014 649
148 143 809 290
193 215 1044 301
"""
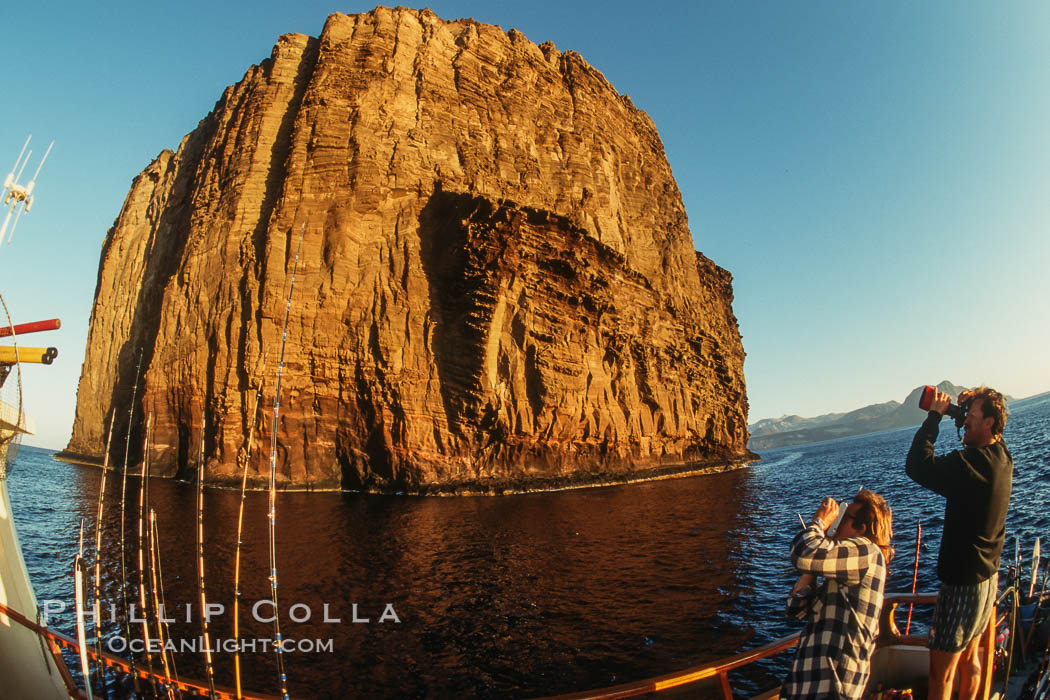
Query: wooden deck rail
5 591 1004 700
549 633 801 700
548 592 943 700
0 599 283 699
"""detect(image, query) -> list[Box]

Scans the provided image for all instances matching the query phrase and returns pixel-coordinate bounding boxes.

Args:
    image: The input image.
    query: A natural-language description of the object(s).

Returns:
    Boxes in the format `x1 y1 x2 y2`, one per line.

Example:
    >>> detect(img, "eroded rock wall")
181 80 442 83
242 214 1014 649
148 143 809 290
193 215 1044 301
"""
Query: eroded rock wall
65 7 753 491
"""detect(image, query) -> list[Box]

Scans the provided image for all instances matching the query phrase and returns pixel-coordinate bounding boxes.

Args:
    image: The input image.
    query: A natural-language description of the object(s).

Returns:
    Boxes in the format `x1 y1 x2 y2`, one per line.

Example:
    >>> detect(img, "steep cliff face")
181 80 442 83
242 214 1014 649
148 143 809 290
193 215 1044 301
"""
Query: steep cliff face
64 7 754 491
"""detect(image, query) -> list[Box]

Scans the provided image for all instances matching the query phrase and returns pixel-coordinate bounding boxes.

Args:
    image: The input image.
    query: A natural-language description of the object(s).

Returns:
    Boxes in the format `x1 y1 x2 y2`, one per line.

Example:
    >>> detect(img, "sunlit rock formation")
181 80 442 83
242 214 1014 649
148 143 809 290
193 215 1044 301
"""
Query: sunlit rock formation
62 6 754 492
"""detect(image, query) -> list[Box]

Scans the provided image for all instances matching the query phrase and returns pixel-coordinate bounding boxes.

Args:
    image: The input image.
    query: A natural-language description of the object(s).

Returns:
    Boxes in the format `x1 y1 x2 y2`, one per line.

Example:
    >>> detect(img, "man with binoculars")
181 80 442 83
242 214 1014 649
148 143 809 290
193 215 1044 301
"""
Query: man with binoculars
906 386 1013 700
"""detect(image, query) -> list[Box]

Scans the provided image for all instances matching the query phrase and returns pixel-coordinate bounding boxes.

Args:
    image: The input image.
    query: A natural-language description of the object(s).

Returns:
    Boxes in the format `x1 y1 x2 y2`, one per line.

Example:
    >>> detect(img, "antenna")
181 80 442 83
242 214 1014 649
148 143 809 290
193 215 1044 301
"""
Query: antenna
3 135 31 192
1 135 54 245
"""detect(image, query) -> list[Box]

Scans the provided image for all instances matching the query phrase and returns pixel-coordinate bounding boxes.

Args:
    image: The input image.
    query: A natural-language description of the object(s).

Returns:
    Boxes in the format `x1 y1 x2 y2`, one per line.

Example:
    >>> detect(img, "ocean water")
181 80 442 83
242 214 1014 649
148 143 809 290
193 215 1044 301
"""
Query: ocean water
6 391 1049 698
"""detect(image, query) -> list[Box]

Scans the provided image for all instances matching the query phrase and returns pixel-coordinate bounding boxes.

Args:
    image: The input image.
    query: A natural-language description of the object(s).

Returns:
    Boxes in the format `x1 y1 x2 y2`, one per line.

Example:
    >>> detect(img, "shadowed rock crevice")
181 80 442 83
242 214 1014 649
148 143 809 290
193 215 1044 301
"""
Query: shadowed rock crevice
417 189 492 437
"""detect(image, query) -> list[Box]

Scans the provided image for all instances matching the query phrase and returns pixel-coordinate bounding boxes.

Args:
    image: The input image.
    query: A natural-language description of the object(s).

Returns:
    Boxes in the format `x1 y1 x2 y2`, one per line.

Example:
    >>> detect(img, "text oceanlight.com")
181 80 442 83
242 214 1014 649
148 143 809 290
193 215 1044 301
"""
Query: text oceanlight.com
106 637 336 654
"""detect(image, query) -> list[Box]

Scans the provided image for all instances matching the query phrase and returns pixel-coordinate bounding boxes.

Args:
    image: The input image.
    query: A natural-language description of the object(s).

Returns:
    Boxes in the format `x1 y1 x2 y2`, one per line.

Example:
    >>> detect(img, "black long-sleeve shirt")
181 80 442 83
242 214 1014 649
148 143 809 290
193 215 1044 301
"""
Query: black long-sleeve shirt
905 412 1013 584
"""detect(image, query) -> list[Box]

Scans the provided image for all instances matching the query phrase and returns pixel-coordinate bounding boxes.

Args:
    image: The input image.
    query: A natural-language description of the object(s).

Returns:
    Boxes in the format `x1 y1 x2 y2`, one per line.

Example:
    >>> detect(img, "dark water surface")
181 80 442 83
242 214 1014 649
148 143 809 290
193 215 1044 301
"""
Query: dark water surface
8 392 1049 698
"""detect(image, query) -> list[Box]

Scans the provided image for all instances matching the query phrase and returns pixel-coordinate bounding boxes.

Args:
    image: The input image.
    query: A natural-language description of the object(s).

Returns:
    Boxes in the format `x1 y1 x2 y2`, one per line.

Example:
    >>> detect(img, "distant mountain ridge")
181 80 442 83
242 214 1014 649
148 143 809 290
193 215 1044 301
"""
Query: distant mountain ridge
748 381 977 450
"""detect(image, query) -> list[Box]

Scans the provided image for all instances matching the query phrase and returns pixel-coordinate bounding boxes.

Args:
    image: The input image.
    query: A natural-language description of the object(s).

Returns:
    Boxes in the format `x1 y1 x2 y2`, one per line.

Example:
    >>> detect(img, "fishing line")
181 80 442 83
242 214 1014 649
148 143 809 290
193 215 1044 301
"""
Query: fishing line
74 518 94 700
91 411 116 698
268 225 305 700
118 351 144 693
905 520 921 635
148 508 178 699
196 423 218 697
233 354 267 700
136 414 158 692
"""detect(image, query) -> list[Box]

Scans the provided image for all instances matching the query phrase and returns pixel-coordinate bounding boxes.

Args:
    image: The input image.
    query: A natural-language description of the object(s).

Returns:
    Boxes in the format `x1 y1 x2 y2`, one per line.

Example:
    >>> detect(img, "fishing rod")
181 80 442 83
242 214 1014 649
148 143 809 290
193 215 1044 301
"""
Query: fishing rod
268 225 305 700
197 424 218 697
1031 538 1043 602
1026 540 1044 653
1018 538 1029 666
1039 558 1050 605
1002 537 1025 692
1026 569 1050 700
233 355 267 700
147 508 178 699
90 411 116 699
118 352 144 694
905 521 922 635
1028 560 1050 700
74 518 95 700
1031 601 1050 700
136 414 158 693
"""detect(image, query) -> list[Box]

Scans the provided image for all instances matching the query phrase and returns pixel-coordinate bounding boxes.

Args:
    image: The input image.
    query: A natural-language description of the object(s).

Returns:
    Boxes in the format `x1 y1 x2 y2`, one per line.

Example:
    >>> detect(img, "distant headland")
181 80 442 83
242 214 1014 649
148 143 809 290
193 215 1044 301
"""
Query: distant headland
747 381 1018 451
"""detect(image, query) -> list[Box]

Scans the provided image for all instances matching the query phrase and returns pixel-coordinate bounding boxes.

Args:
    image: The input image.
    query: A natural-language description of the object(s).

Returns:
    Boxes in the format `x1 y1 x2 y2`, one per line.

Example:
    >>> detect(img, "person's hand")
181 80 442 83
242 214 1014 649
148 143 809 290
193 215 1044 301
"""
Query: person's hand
812 497 839 530
790 572 816 596
928 389 952 415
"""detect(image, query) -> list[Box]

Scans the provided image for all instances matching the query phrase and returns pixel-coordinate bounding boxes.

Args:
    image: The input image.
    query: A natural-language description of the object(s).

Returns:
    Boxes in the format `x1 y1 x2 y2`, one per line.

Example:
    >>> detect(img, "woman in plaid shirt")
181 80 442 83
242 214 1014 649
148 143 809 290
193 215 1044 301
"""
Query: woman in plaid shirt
782 490 894 699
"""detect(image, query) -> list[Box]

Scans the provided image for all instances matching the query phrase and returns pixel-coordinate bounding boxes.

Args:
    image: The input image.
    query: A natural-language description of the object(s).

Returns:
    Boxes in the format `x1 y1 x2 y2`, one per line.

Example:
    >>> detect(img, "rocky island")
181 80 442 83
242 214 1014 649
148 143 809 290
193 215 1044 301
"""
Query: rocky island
62 6 755 492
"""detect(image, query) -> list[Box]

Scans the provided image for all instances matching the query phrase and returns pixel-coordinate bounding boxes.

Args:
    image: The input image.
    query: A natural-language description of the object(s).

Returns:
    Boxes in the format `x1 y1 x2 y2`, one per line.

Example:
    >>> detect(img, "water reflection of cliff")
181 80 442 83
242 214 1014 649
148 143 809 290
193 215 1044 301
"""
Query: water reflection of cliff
30 449 755 697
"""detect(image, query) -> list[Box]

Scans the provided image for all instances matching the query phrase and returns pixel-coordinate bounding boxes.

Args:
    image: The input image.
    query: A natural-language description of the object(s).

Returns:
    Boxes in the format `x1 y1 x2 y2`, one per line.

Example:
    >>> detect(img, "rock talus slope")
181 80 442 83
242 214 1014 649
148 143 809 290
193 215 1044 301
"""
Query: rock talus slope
64 7 754 491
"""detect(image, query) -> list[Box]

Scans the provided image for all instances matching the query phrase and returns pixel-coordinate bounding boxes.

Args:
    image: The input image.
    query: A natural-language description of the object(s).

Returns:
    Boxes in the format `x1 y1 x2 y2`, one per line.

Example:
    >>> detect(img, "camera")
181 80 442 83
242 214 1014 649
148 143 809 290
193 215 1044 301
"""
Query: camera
918 385 970 428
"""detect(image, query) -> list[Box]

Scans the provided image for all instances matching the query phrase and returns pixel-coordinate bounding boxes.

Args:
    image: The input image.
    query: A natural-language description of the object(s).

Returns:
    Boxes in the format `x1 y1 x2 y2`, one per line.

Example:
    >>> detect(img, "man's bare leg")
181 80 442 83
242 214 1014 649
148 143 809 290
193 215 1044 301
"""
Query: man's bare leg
956 632 985 700
929 648 962 700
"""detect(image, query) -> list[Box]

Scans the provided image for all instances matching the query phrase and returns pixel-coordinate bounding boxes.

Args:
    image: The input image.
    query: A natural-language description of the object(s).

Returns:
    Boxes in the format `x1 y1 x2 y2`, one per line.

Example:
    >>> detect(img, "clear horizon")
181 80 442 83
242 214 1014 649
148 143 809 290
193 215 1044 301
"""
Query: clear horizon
3 1 1049 450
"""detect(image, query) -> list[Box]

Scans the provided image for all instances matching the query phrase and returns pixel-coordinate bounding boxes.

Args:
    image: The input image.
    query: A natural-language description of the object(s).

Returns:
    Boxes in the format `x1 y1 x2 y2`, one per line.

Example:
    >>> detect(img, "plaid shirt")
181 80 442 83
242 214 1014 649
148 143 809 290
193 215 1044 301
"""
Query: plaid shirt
782 524 887 700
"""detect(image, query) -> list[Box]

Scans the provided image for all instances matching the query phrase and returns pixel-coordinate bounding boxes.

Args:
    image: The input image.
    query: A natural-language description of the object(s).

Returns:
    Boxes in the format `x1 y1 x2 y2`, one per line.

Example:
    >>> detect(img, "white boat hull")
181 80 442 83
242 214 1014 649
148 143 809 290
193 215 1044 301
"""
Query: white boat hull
0 441 70 699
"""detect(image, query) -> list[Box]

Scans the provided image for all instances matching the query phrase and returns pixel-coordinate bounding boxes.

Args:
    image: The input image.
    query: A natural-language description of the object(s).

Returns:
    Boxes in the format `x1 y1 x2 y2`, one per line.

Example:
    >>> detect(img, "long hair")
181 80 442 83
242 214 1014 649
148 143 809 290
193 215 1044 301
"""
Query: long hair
958 386 1009 439
851 488 894 565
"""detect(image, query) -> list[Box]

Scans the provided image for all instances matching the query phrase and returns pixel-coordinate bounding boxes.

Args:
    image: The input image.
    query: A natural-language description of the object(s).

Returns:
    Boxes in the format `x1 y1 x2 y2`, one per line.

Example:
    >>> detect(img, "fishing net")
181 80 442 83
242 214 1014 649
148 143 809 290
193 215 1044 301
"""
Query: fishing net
0 291 25 480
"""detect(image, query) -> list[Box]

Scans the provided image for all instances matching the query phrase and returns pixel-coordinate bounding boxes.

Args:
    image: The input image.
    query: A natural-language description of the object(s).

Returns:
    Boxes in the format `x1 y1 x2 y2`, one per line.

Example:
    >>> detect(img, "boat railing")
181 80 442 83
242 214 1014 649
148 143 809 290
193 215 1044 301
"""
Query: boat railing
0 598 282 700
548 591 950 700
548 631 801 699
552 580 1047 700
2 586 1040 699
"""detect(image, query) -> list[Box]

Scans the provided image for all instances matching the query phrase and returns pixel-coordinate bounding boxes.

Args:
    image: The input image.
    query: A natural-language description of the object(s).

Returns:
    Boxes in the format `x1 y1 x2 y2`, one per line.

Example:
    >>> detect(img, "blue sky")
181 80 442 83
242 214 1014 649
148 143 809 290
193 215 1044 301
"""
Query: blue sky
2 1 1048 449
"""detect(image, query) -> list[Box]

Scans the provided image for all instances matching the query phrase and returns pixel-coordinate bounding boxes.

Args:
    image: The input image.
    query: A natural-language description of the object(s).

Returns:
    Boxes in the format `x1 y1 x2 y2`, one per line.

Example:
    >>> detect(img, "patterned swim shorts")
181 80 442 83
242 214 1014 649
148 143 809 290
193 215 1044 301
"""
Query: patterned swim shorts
928 574 998 653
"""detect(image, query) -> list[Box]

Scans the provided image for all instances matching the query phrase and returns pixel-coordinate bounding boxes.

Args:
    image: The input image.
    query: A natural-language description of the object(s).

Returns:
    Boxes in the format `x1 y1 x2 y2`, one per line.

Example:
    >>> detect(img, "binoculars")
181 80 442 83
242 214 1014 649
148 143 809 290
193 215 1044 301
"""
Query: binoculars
918 385 970 428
